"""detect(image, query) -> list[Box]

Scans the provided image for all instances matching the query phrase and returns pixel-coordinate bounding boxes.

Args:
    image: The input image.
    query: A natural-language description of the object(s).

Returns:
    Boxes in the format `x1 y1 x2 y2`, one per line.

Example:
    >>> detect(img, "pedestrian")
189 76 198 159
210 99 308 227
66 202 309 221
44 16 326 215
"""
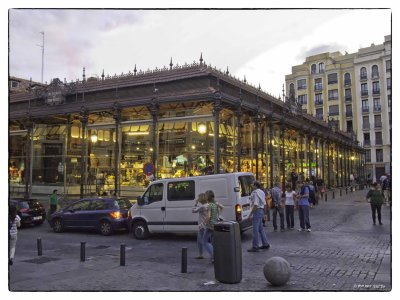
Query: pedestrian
380 174 389 205
49 189 59 215
9 205 21 265
271 182 285 231
192 193 208 259
366 182 384 225
297 180 312 232
203 190 222 263
248 181 270 252
290 169 298 190
308 180 317 208
262 187 271 226
284 183 297 230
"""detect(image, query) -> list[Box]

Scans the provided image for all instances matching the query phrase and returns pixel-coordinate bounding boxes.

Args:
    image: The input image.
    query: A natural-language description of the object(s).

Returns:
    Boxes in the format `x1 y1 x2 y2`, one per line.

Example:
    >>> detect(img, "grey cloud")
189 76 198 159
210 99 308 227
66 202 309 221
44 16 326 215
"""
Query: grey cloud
297 43 347 59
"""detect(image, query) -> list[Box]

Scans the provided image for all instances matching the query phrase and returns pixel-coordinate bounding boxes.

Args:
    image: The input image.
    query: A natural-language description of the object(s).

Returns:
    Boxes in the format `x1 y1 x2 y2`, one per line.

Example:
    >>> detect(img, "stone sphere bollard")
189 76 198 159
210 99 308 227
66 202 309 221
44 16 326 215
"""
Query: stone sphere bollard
263 256 291 286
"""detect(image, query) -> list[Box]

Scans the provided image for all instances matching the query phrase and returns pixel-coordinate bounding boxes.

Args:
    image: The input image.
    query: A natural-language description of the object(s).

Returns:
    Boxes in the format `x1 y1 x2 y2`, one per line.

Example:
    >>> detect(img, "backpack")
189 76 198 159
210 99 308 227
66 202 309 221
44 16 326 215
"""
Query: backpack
308 184 316 201
207 202 219 229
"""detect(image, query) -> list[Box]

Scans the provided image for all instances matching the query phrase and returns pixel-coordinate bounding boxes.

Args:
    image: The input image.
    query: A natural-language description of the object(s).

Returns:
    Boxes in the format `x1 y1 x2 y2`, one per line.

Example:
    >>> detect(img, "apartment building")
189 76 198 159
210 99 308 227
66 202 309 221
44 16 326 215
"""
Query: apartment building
285 35 391 182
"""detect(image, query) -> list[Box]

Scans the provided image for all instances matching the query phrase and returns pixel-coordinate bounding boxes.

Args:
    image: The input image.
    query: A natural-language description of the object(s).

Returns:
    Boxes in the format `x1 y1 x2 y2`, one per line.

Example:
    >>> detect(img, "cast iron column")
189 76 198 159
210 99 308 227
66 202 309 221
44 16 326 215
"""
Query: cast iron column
213 98 222 174
24 119 34 199
269 121 274 188
280 121 286 188
254 114 260 180
113 103 122 196
80 107 89 198
149 99 159 178
235 109 242 172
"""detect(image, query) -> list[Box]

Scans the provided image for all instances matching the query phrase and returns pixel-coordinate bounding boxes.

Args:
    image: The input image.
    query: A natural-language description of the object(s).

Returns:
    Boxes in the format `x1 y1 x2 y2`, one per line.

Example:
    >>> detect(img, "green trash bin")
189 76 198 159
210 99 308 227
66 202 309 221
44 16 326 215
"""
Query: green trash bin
213 221 242 283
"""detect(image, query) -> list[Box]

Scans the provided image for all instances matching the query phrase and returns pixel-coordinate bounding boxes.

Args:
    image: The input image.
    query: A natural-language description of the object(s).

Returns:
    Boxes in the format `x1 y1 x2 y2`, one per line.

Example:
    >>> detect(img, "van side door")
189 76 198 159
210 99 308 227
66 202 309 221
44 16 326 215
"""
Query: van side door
140 182 165 232
164 180 198 232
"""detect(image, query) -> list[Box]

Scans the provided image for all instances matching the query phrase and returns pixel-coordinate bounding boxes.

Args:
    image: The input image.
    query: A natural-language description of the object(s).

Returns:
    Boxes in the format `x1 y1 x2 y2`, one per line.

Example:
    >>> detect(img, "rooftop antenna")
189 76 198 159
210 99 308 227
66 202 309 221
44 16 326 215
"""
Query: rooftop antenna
37 32 45 83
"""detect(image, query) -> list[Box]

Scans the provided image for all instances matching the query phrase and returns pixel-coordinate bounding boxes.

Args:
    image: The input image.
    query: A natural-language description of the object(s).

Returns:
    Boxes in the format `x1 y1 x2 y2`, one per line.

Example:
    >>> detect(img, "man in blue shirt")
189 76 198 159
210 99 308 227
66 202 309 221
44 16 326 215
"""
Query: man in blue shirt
297 180 312 232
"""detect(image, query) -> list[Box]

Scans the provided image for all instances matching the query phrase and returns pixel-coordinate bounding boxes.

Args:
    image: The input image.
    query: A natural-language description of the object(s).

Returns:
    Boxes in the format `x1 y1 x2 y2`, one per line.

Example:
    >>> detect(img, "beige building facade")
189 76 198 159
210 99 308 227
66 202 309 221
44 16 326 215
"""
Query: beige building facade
285 35 391 182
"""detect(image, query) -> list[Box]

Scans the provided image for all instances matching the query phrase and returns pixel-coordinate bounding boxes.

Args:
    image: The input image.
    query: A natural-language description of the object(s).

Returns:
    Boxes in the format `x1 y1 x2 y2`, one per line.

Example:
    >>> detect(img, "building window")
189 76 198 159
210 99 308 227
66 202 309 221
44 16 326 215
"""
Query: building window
328 73 338 84
344 73 351 86
311 64 317 74
346 120 353 133
298 94 307 105
366 150 371 162
346 104 352 117
386 60 392 72
318 62 325 73
289 83 295 98
372 81 380 95
375 132 383 145
374 114 382 128
361 83 368 96
328 105 339 116
373 98 381 112
314 78 322 91
387 77 391 90
371 65 379 79
376 149 383 162
10 80 19 89
315 93 323 105
345 88 352 101
315 108 323 120
360 67 367 80
297 79 306 90
362 99 369 112
364 133 370 146
363 116 370 129
328 89 338 100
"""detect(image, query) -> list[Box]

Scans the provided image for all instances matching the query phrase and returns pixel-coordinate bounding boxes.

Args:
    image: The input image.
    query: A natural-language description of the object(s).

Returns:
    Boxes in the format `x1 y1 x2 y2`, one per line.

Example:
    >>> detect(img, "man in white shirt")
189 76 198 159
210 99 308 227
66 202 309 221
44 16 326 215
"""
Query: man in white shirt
248 181 270 252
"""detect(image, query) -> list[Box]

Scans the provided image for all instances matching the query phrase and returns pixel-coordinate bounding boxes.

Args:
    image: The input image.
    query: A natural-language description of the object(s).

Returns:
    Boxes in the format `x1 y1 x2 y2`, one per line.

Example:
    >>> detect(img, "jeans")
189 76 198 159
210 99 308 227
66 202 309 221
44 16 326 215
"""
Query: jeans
285 205 295 228
252 208 269 248
50 204 58 215
370 203 382 224
298 205 311 229
203 228 214 258
272 205 285 229
196 228 205 256
9 236 17 260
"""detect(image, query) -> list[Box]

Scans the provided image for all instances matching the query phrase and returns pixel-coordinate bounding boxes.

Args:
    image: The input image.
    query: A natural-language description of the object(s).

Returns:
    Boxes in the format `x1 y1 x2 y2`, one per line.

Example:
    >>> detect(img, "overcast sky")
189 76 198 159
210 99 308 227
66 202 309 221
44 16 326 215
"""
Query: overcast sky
9 8 391 98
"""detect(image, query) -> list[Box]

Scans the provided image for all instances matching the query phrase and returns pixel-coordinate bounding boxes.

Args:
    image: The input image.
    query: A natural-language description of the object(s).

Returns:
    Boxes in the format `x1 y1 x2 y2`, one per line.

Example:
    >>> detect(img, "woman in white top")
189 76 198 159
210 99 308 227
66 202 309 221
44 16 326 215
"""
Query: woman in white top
9 205 21 265
284 184 297 230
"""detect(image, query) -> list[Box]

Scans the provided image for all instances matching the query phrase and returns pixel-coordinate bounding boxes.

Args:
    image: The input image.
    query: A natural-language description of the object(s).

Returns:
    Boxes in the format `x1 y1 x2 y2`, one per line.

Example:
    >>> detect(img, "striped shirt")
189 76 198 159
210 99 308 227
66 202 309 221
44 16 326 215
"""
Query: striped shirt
250 188 266 209
9 215 21 238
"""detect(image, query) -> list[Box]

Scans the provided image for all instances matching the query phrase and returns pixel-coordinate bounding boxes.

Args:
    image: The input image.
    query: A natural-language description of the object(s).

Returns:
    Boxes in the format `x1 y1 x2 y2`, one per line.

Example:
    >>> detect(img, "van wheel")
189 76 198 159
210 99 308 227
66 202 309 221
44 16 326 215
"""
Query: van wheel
99 220 113 236
132 221 149 240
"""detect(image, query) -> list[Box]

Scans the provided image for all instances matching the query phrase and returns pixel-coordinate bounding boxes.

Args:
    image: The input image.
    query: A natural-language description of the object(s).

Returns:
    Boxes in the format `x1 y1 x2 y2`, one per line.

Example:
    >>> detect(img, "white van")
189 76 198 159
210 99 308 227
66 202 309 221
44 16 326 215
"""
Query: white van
128 172 255 239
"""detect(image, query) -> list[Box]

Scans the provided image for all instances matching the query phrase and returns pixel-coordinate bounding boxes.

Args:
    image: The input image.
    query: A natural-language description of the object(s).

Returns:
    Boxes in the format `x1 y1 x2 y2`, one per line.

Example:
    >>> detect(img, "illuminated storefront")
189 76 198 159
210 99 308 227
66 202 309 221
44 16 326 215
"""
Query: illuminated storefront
9 61 364 198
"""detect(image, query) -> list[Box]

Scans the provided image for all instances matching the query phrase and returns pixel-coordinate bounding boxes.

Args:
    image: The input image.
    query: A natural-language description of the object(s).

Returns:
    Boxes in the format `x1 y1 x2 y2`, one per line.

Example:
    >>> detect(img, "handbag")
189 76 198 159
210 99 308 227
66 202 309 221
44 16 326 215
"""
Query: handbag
266 196 274 209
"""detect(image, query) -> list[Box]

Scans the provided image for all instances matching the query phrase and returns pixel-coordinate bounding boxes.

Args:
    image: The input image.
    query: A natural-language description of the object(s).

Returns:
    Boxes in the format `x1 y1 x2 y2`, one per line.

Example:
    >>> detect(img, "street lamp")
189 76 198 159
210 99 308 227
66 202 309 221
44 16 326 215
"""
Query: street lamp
91 131 98 143
198 123 207 134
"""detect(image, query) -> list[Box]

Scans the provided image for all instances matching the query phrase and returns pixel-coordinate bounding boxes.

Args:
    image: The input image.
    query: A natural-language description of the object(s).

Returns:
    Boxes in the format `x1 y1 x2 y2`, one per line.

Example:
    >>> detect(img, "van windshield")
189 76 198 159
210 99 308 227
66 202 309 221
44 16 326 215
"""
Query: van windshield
238 175 254 197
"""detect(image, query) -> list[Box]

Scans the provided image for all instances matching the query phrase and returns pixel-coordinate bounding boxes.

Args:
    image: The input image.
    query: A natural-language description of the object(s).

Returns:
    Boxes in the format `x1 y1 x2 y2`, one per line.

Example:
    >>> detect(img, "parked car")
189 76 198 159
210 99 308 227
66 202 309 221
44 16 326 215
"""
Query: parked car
9 198 47 227
48 197 132 236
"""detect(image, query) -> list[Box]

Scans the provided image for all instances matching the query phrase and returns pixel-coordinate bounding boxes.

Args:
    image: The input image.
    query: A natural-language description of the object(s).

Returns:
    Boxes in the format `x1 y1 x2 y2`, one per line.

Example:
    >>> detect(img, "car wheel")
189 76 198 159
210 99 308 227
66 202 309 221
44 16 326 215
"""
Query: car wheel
99 220 113 236
132 220 149 240
53 218 64 233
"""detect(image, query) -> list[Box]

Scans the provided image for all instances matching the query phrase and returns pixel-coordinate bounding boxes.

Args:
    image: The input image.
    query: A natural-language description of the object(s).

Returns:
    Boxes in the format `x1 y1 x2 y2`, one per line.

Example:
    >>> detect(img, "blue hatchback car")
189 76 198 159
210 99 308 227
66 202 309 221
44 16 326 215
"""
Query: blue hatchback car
49 197 132 236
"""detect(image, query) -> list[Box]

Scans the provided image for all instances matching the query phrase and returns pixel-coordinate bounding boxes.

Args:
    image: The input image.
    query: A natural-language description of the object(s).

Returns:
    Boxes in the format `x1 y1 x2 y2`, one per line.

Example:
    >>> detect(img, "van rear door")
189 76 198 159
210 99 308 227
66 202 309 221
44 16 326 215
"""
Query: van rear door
237 174 255 219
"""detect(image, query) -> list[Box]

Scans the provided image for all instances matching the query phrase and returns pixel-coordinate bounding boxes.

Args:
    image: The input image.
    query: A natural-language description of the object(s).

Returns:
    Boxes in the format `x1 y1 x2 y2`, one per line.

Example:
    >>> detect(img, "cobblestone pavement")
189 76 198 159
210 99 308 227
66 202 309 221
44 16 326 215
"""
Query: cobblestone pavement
8 188 392 292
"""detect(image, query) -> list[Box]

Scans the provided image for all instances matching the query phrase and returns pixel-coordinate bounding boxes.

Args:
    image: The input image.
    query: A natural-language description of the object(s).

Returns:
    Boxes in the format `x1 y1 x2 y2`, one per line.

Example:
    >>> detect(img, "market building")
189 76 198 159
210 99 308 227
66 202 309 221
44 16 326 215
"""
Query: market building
9 57 364 199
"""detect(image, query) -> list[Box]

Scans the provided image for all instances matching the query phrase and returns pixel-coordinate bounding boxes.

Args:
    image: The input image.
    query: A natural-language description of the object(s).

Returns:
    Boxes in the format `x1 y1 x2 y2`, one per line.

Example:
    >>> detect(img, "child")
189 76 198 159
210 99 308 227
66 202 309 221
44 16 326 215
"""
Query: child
284 184 297 230
9 205 21 265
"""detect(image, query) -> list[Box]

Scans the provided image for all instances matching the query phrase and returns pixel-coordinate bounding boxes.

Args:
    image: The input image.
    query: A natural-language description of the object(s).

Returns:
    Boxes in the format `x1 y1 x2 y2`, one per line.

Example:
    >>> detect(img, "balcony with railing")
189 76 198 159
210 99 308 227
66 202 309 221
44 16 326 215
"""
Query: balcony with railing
373 105 381 112
297 85 307 90
364 140 371 147
315 113 324 120
344 79 352 86
374 121 382 128
361 90 369 97
314 83 323 91
363 123 370 130
372 89 380 95
360 75 368 81
314 99 324 106
375 138 383 145
345 111 353 117
328 80 338 85
329 111 339 116
328 95 339 101
345 95 352 102
362 107 370 113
